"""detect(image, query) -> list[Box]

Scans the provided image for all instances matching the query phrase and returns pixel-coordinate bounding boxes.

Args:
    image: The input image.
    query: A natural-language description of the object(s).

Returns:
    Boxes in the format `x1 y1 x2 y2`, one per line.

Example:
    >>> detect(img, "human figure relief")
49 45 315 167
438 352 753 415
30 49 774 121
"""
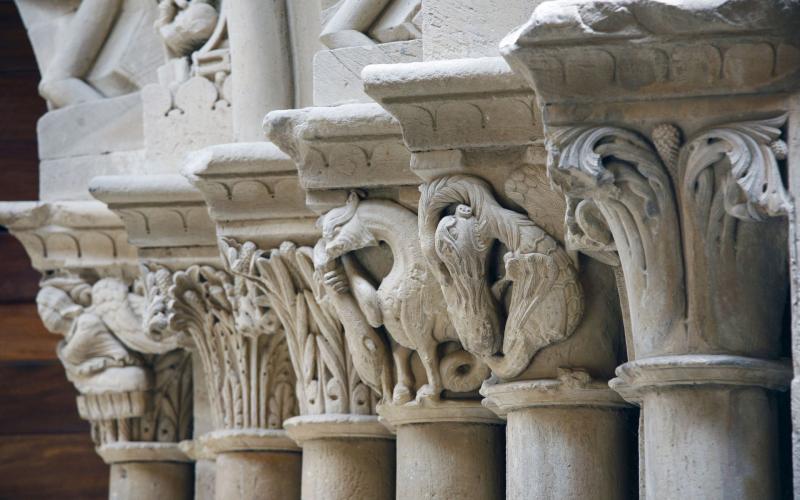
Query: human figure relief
315 192 489 404
36 273 149 394
38 0 123 108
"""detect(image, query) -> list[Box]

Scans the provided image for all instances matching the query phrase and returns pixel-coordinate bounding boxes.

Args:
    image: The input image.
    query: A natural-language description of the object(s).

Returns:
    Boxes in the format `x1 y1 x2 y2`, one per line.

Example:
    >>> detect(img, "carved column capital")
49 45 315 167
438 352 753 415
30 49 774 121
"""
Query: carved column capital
267 104 497 415
0 200 193 461
362 56 626 389
503 2 799 497
361 54 634 499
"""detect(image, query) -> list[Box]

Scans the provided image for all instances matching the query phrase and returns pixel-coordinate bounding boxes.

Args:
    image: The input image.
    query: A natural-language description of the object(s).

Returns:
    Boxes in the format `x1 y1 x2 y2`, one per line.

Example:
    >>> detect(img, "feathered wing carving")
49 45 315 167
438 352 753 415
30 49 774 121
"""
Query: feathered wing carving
419 175 583 379
316 193 490 403
220 238 379 416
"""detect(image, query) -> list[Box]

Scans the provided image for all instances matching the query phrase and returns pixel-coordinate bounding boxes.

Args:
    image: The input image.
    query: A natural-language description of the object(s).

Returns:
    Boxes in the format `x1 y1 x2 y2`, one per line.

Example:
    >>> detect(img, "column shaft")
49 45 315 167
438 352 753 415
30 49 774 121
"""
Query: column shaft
507 407 632 500
301 438 395 500
396 422 504 500
227 0 293 141
642 386 782 499
109 462 193 500
215 451 301 500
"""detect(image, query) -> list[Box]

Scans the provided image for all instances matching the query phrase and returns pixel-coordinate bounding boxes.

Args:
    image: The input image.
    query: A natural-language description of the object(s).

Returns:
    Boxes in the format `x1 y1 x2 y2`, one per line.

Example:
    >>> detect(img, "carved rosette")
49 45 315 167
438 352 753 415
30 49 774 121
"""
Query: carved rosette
418 174 583 380
159 262 297 431
547 114 791 361
37 271 193 449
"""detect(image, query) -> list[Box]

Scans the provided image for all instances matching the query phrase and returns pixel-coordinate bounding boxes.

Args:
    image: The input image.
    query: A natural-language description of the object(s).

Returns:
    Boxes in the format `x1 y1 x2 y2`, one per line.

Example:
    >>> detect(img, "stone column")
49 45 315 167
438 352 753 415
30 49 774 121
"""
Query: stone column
379 403 504 499
186 141 397 500
267 103 506 500
503 2 798 497
285 415 395 499
90 174 303 500
100 443 193 500
362 58 634 499
228 0 293 141
0 200 196 500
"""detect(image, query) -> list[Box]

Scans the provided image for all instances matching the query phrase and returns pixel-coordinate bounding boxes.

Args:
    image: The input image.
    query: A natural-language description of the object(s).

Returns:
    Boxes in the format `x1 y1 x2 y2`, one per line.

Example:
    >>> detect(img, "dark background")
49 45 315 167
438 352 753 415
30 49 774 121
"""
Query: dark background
0 1 108 497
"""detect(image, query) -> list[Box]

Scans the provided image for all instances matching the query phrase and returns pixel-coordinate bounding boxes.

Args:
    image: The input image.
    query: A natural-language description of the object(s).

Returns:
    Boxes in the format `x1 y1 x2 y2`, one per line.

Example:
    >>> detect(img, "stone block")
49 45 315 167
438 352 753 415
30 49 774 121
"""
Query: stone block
40 151 147 201
422 0 539 60
142 77 233 172
37 93 143 160
313 40 421 106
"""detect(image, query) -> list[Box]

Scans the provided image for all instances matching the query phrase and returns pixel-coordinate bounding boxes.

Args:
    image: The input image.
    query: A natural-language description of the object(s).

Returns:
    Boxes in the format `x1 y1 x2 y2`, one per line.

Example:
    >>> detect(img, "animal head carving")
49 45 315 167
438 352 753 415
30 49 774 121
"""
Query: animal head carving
316 191 377 265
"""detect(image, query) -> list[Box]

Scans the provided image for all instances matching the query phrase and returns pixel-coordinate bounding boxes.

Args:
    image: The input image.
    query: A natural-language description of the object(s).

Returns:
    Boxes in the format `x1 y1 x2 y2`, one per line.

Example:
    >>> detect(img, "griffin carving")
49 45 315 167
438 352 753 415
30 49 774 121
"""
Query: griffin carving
419 175 583 379
315 192 490 404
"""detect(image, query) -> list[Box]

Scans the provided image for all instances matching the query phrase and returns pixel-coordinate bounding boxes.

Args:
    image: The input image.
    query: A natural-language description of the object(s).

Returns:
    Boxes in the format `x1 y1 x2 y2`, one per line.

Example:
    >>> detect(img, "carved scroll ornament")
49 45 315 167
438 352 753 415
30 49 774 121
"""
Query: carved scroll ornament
315 192 490 404
547 114 790 357
419 175 583 379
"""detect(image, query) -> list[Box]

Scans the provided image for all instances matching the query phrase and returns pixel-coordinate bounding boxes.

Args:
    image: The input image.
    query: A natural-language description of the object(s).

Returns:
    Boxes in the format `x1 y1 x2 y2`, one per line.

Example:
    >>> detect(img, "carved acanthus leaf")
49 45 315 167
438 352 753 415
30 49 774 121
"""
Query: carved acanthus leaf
221 238 378 416
547 125 686 357
166 263 297 429
419 175 583 380
682 114 791 221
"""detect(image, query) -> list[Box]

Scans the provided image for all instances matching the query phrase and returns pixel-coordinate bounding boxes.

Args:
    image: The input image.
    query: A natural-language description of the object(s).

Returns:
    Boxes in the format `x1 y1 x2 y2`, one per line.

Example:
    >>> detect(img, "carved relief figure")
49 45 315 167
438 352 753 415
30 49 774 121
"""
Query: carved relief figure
321 0 421 49
315 192 489 404
36 271 193 445
37 272 148 394
155 0 220 58
419 175 583 379
38 0 123 108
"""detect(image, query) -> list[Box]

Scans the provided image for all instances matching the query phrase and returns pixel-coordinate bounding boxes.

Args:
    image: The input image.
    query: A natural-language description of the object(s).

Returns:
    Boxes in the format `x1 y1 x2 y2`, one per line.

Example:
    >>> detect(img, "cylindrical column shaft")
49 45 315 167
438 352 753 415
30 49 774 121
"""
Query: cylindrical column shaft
301 438 395 499
227 0 294 142
109 461 193 500
642 386 782 499
215 450 301 500
507 407 632 500
396 422 504 500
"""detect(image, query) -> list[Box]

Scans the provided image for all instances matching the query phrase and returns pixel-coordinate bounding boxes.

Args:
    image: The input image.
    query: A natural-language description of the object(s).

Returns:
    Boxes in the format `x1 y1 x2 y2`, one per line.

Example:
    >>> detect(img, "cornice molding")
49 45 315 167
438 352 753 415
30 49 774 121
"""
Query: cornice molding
502 0 800 104
184 141 317 248
362 57 540 153
265 103 417 194
0 201 137 276
89 174 219 267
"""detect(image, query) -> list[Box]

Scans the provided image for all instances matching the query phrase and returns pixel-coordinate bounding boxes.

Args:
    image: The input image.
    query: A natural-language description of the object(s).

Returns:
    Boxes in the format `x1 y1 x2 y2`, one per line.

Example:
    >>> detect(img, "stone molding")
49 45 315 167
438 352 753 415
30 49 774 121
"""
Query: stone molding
199 428 300 455
362 57 539 153
0 201 137 276
184 141 317 248
481 368 630 416
283 414 394 443
97 441 192 464
266 103 417 194
502 0 800 104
